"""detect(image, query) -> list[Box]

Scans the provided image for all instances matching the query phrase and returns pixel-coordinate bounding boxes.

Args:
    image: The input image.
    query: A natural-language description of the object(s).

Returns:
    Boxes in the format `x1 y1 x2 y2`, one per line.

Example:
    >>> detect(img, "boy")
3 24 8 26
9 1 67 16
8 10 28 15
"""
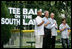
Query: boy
59 18 70 48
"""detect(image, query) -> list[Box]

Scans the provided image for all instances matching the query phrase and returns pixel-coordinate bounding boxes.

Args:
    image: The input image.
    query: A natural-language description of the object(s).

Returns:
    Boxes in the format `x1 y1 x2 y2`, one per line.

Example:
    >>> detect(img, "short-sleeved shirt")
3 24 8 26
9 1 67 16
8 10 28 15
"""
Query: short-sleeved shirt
50 18 58 36
43 17 52 29
34 16 44 36
59 23 70 39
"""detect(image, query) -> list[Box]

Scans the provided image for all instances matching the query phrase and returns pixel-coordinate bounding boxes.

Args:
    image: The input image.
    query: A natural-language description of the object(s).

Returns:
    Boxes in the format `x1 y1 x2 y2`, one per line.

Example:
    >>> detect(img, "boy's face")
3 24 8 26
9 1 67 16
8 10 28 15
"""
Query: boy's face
63 20 66 24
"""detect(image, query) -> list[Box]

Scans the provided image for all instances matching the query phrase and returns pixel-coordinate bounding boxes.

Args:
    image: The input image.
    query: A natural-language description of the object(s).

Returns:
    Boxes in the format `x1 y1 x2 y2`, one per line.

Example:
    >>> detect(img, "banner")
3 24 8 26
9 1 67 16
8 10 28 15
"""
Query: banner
1 7 44 25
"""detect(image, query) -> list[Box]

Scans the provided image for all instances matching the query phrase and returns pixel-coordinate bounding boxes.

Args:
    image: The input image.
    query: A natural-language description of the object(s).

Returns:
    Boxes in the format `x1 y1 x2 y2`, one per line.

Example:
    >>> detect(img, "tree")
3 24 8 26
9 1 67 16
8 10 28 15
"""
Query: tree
1 1 13 48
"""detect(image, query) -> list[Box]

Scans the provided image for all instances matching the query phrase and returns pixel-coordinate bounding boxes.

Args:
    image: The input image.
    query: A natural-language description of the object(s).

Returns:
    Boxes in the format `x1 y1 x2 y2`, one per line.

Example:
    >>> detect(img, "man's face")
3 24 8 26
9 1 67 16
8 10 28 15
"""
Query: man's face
45 12 49 17
39 11 42 16
37 11 42 16
51 13 54 19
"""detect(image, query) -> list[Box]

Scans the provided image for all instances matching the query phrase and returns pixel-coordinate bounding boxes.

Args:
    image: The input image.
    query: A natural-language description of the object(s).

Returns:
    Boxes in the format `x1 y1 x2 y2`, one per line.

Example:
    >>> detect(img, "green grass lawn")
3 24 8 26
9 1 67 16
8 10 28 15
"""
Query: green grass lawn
21 45 71 48
3 32 71 48
4 44 71 48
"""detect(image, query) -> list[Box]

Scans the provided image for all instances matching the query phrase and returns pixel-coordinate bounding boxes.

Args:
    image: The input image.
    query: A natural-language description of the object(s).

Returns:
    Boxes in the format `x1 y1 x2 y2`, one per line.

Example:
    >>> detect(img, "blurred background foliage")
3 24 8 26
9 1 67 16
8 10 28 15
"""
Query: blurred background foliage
4 1 71 26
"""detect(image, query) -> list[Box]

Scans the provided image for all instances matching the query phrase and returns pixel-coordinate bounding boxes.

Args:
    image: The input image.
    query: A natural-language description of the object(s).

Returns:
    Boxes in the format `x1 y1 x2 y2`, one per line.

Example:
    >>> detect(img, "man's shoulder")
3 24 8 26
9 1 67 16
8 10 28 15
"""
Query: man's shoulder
43 17 45 18
42 17 46 20
48 18 51 21
35 16 39 19
53 19 56 22
47 17 49 20
35 16 43 21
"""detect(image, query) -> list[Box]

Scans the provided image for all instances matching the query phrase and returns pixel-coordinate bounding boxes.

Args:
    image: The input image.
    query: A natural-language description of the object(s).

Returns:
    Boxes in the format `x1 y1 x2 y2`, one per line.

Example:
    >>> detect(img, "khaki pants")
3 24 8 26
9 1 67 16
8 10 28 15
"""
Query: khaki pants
35 35 43 48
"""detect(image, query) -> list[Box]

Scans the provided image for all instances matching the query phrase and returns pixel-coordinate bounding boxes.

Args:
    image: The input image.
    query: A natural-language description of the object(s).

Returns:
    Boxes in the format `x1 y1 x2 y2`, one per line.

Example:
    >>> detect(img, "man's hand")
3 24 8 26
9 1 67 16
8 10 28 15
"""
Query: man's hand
47 21 50 24
55 22 56 25
37 21 44 26
44 21 50 26
55 26 58 29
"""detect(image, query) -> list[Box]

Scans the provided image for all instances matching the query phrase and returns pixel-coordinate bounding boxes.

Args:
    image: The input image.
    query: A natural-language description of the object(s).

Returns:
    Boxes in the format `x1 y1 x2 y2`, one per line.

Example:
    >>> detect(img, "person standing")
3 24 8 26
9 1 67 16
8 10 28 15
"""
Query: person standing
34 10 44 48
43 11 56 48
59 18 70 48
50 13 58 48
42 11 50 48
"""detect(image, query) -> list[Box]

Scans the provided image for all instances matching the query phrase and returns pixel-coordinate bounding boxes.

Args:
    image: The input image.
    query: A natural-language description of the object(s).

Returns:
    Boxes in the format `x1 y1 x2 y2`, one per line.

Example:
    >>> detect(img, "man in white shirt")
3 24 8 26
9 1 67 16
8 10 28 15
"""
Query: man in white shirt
50 13 58 48
34 10 44 48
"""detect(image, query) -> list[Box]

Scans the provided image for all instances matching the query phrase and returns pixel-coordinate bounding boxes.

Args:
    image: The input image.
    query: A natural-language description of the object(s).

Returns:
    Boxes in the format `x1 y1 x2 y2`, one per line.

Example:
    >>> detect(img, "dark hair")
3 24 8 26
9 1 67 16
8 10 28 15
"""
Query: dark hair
62 18 66 23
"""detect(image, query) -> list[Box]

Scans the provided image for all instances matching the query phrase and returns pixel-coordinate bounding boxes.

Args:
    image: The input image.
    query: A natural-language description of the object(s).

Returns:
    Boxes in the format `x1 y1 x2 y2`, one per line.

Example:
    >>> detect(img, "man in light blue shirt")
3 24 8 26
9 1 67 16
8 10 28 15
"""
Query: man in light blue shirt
42 11 51 48
42 11 56 48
